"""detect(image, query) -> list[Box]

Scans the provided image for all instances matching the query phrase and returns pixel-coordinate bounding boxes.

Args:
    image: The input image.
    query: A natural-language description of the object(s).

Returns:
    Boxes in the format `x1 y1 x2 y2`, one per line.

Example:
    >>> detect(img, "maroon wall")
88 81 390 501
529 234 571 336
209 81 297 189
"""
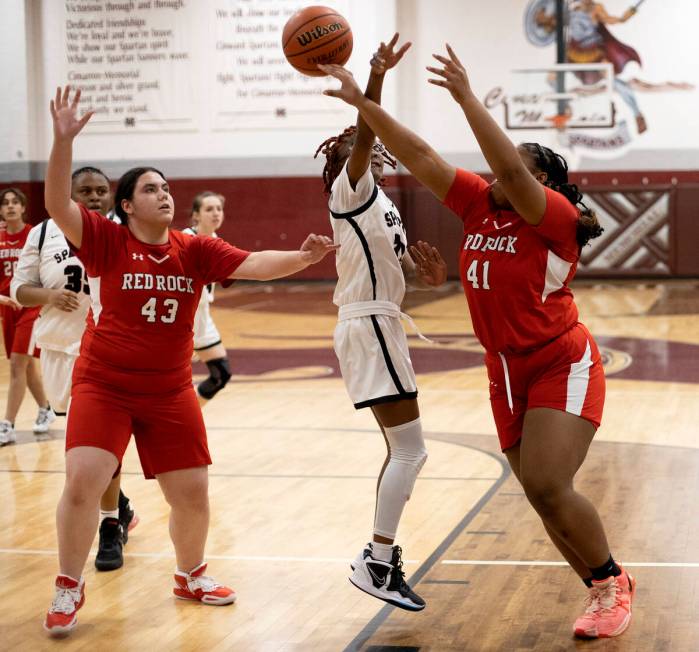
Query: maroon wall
8 169 699 279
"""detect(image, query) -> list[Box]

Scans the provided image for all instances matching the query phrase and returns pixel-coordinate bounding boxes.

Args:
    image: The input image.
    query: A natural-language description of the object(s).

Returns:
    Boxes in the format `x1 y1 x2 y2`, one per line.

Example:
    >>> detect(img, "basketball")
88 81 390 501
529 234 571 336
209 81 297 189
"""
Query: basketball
282 6 353 76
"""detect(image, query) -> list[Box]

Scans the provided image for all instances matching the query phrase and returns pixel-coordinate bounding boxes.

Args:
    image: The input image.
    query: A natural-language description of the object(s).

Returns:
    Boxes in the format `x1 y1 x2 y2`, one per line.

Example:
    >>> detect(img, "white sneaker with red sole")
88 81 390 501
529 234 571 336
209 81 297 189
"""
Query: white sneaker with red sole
173 562 236 605
44 575 85 636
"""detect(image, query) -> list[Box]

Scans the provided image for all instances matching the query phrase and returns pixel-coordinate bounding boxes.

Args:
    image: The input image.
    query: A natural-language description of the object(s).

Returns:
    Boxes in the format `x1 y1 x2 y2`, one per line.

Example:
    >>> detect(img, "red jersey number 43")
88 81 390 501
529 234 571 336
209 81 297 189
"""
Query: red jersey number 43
141 297 179 323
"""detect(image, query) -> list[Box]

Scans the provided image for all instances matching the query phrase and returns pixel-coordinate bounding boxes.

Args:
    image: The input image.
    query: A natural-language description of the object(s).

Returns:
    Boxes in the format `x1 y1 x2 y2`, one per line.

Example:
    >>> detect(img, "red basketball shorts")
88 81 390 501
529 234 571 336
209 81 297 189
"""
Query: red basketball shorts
484 323 605 451
1 305 40 358
66 382 211 479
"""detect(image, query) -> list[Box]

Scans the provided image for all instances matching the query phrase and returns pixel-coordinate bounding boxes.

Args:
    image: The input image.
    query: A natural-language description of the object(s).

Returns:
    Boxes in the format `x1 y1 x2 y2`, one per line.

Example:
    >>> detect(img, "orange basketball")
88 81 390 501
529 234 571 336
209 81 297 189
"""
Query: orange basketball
282 6 353 77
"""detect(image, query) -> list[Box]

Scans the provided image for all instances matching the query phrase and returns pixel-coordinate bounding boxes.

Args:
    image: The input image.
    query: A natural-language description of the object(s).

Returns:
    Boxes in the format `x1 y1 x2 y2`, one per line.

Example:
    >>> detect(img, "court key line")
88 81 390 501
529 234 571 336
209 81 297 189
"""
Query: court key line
0 548 696 568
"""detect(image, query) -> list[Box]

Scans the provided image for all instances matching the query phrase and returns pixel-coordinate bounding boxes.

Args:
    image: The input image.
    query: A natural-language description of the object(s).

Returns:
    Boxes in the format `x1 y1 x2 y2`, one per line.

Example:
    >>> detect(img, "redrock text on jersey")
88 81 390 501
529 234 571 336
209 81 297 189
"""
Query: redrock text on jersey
121 273 195 293
463 234 518 254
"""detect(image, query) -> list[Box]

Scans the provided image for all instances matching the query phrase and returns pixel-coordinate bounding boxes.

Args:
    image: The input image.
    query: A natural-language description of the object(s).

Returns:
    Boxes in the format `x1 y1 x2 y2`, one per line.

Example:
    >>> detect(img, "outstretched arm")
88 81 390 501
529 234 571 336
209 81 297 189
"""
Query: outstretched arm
45 86 94 247
230 234 338 281
427 44 546 224
593 3 636 24
320 64 456 202
346 33 411 188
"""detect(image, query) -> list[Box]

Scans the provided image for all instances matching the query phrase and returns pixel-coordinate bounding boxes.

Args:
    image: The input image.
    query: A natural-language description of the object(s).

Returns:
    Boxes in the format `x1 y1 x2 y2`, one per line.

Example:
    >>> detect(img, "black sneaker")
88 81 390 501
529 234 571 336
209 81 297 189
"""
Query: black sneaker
118 490 139 544
348 545 425 611
95 517 124 571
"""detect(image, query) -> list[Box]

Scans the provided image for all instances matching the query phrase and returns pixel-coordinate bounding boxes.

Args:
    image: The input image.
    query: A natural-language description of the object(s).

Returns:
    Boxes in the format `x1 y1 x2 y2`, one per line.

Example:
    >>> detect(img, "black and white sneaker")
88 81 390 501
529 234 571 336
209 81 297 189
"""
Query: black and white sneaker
349 545 425 611
118 490 139 544
95 517 125 571
350 542 373 571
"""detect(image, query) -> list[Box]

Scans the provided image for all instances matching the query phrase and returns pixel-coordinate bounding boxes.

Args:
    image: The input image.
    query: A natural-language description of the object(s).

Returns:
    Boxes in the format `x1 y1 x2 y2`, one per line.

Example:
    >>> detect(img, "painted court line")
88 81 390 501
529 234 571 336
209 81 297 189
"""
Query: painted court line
1 548 696 568
0 549 418 564
442 560 699 568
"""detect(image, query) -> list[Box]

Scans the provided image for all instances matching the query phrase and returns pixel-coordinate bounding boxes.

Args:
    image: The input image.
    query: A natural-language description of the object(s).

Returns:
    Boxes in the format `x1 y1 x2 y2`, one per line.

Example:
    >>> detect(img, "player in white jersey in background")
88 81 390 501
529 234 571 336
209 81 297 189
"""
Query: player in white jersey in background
182 192 231 407
315 35 447 611
11 167 138 572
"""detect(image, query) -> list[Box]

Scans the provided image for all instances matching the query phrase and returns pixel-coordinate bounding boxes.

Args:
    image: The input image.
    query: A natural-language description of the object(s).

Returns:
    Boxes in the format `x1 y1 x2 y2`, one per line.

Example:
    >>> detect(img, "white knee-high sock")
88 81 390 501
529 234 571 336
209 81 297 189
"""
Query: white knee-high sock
373 417 427 540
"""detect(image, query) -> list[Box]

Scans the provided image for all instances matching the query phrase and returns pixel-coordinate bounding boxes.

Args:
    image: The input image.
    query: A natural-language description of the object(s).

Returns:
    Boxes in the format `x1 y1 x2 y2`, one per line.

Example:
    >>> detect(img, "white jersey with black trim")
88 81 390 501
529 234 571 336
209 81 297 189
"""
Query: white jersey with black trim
10 219 90 355
329 162 408 308
183 226 217 303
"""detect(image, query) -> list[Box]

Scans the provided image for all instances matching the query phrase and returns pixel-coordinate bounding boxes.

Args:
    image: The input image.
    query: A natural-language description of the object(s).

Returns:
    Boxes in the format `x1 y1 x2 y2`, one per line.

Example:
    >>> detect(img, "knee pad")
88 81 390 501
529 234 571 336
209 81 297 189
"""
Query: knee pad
197 357 231 399
373 417 427 539
384 417 428 500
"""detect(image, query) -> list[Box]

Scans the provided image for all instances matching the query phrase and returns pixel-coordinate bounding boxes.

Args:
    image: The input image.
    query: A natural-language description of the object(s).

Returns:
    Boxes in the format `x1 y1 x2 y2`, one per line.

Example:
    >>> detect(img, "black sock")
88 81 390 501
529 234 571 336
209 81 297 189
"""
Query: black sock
590 555 621 581
583 577 594 588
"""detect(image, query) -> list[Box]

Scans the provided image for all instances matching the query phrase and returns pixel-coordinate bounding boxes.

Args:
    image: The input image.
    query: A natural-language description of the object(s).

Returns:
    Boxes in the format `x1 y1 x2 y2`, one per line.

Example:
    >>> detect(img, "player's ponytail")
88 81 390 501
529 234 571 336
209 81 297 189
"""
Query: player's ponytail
520 143 604 248
114 167 167 223
314 126 358 194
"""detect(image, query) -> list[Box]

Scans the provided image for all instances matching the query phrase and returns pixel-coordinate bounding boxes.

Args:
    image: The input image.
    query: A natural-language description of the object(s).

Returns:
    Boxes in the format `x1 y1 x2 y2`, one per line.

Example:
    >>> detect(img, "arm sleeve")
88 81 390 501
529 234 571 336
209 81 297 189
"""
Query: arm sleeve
69 203 124 276
193 235 251 284
533 187 580 260
10 224 43 302
442 168 490 223
328 162 375 213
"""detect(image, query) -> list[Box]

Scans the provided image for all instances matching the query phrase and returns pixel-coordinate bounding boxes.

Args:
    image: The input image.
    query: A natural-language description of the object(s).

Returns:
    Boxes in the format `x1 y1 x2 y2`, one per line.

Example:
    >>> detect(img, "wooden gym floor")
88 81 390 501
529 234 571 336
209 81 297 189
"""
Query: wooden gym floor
0 279 697 651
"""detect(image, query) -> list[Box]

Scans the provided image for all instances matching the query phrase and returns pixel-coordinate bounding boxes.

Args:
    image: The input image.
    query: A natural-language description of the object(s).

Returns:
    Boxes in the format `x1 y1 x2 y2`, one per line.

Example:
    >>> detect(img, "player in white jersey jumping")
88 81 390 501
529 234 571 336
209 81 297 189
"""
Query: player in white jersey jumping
11 167 138 572
315 34 446 611
182 192 231 407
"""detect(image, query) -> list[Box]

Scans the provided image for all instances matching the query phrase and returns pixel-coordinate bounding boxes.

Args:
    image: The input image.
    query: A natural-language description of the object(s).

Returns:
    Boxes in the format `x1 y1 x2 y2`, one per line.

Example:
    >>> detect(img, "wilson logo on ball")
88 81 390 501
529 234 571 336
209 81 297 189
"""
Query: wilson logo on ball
296 22 344 47
282 5 353 77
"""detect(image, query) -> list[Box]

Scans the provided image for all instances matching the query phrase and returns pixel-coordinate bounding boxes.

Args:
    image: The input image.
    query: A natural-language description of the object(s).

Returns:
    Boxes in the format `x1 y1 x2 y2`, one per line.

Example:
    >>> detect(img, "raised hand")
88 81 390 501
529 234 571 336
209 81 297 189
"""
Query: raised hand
318 64 364 106
50 85 94 141
426 44 472 105
410 240 448 287
370 33 411 75
299 234 340 264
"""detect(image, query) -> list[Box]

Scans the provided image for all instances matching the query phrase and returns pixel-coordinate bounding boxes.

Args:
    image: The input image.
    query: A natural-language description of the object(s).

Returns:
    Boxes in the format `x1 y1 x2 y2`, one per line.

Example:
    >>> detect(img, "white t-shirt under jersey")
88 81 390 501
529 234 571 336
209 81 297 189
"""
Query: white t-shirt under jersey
329 163 408 308
10 219 90 355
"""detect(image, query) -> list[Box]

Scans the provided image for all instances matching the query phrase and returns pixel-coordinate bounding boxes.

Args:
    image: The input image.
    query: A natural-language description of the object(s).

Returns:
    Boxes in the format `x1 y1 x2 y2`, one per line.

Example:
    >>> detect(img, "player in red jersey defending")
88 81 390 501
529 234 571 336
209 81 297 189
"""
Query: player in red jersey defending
42 86 337 637
319 44 634 640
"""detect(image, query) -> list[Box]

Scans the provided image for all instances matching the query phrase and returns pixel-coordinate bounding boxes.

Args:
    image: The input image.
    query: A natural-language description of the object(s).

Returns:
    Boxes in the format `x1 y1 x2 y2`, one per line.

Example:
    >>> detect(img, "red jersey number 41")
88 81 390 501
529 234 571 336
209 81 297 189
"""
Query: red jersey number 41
466 260 490 290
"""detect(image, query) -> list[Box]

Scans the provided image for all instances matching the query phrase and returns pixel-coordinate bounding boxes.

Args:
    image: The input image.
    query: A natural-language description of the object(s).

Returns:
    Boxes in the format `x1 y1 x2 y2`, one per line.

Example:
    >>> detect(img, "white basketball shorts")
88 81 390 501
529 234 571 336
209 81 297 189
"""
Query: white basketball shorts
334 314 417 409
193 296 222 351
40 349 77 415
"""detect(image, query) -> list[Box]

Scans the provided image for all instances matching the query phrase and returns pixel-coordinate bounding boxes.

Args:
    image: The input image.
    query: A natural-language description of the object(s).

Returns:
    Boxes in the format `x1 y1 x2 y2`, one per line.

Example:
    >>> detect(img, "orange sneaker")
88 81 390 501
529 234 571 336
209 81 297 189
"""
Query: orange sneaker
574 567 636 638
44 575 85 636
173 562 236 605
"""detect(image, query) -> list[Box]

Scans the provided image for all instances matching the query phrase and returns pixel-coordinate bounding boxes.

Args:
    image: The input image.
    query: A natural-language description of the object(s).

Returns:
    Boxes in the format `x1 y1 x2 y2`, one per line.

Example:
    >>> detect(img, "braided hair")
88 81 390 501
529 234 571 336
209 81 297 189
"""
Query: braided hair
314 125 397 195
520 143 604 248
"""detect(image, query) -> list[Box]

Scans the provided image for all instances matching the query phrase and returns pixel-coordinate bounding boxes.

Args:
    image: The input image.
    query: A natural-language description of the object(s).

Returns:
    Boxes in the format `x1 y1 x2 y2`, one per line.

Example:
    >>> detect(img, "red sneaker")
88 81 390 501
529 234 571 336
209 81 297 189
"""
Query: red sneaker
44 575 85 636
173 562 236 605
574 567 636 638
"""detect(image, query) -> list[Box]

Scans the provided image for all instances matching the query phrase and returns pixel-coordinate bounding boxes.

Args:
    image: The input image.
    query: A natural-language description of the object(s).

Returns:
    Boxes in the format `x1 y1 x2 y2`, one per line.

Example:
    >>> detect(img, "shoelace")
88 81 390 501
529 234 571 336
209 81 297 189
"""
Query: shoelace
390 546 410 590
36 410 52 425
596 578 621 614
50 587 80 614
190 574 221 593
582 588 601 615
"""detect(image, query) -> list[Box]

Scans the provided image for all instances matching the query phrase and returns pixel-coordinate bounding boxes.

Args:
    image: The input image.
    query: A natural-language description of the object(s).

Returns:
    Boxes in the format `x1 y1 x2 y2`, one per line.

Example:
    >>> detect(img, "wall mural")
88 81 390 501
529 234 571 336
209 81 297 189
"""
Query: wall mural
496 0 696 154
